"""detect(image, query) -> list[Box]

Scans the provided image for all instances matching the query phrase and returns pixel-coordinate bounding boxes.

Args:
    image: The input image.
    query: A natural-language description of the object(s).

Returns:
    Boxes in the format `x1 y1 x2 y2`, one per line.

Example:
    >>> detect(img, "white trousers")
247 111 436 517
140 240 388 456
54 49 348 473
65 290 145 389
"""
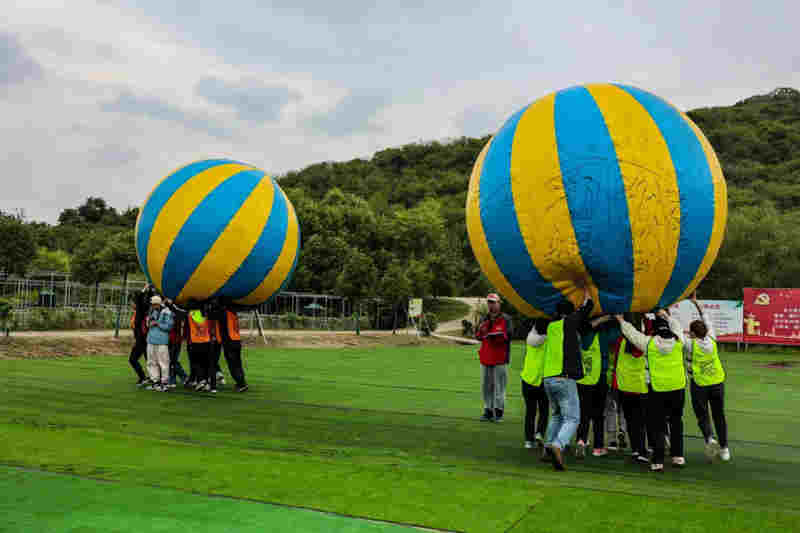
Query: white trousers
147 344 170 384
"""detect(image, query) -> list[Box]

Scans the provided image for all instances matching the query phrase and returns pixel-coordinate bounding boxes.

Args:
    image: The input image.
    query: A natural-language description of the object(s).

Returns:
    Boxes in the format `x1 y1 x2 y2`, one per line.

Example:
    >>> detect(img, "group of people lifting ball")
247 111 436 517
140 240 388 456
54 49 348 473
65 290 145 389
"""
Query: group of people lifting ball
128 285 249 394
476 288 730 473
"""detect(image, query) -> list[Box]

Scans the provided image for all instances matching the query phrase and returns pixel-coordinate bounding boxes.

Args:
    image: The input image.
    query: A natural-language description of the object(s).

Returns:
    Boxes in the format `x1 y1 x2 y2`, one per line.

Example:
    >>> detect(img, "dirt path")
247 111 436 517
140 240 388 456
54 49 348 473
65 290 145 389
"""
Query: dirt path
8 328 393 339
436 297 483 333
0 328 459 359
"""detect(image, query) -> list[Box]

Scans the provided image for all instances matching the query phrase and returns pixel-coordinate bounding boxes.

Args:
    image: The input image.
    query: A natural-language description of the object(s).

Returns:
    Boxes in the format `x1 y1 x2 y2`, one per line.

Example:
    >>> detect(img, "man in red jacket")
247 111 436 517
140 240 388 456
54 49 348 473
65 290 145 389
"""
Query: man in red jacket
475 293 513 422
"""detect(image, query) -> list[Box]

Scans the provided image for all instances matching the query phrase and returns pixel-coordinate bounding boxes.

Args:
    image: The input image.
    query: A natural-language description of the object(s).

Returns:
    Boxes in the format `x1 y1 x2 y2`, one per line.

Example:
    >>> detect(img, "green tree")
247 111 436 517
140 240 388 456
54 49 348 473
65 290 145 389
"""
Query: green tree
99 230 140 286
57 208 82 226
0 214 36 276
77 197 113 224
407 258 434 298
99 230 140 337
335 249 378 304
120 207 140 228
71 230 114 310
51 224 84 252
377 260 412 307
29 247 71 273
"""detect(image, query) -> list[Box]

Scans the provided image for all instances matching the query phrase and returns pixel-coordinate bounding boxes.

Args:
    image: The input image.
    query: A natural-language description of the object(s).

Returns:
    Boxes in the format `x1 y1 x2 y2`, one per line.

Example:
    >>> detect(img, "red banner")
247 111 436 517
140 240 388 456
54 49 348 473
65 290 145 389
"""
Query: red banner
743 288 800 345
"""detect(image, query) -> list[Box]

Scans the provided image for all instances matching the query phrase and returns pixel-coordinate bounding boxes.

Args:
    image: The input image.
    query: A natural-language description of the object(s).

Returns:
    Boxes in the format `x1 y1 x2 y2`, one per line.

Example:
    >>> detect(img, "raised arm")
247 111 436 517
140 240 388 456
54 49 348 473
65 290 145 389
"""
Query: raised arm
590 315 612 329
690 291 715 340
614 314 651 353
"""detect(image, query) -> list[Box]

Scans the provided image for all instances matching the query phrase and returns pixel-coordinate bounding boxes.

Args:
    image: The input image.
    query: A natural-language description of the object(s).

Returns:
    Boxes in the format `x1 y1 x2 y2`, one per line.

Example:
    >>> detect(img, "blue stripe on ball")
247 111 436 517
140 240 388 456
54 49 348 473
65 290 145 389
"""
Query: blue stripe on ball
136 159 235 284
615 84 716 308
554 85 634 312
212 178 289 300
161 169 263 300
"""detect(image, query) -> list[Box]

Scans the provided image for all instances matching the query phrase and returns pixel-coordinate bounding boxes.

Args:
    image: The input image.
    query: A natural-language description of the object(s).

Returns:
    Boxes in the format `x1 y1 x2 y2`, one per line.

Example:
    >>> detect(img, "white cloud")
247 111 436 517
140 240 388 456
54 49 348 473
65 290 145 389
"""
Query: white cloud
0 0 799 223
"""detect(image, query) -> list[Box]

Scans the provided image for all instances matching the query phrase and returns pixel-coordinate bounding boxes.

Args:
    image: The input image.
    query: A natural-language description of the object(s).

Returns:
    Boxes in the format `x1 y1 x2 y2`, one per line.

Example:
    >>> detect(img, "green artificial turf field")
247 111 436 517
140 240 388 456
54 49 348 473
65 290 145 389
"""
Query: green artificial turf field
1 341 799 532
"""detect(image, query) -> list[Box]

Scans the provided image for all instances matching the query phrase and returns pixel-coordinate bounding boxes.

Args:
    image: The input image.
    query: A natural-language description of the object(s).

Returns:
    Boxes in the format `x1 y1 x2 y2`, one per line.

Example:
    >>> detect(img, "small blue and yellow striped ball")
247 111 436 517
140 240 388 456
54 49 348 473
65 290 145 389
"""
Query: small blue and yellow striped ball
466 84 727 317
135 159 300 306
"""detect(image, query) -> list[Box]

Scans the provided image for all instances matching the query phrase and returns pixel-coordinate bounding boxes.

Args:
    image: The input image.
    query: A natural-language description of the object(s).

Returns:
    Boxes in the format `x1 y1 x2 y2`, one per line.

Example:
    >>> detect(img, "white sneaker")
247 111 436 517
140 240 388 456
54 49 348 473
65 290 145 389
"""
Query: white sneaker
704 438 720 462
650 463 664 472
672 456 686 467
524 441 534 449
720 447 731 462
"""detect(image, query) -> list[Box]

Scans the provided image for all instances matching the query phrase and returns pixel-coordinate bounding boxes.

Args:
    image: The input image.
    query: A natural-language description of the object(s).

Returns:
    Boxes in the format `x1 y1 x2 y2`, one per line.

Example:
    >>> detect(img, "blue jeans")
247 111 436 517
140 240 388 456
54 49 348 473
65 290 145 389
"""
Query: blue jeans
544 377 580 449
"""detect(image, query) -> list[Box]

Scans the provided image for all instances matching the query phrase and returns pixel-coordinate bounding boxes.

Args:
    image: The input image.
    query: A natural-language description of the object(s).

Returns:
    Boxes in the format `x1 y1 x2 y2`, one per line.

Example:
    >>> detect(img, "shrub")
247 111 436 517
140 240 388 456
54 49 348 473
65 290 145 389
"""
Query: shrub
420 312 438 336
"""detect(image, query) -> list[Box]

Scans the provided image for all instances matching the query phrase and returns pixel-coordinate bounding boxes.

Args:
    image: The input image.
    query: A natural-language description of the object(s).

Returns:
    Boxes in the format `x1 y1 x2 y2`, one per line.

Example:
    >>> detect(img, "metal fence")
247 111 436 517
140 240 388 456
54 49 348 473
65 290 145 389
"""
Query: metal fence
0 272 356 331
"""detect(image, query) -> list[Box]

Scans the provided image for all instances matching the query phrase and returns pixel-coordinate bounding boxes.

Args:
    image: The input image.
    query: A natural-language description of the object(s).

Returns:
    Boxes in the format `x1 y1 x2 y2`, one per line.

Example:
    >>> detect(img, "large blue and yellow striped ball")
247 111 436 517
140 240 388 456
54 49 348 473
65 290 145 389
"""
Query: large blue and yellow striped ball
467 84 727 317
135 159 300 306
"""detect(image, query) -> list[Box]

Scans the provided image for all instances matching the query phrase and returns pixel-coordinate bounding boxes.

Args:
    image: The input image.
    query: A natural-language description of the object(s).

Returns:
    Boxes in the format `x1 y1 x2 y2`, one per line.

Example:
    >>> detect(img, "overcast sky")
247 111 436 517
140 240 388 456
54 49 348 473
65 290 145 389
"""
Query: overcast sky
2 0 798 223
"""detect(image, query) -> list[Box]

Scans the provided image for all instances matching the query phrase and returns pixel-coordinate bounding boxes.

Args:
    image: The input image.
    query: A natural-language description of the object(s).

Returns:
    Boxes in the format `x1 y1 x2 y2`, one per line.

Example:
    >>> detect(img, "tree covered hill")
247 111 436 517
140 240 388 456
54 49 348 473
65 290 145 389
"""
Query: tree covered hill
279 87 800 300
6 88 800 304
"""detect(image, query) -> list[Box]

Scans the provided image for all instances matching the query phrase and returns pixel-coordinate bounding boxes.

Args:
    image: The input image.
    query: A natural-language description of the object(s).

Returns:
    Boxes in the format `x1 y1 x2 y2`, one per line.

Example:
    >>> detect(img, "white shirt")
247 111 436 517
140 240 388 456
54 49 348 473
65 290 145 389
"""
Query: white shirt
618 315 683 385
527 327 546 347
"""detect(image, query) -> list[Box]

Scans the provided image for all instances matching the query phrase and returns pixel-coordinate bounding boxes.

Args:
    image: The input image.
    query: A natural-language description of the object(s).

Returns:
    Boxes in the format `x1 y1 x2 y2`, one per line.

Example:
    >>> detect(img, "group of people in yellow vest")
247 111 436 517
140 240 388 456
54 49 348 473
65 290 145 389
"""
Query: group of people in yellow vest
520 288 729 472
128 287 249 394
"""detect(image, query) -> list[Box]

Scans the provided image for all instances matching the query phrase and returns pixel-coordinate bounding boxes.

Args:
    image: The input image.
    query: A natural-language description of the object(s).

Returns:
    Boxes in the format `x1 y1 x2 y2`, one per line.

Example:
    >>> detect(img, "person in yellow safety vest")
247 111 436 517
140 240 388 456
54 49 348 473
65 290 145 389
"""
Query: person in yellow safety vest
609 314 651 465
541 286 593 471
522 318 550 451
184 308 213 392
615 309 686 473
575 315 614 458
684 292 730 462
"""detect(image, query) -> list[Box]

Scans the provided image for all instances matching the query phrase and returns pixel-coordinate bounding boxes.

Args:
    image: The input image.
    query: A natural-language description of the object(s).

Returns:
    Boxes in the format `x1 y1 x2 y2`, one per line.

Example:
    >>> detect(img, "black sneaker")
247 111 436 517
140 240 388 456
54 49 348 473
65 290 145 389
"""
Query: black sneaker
236 384 249 393
480 409 494 422
618 431 627 449
608 440 619 451
494 408 504 422
135 378 148 388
